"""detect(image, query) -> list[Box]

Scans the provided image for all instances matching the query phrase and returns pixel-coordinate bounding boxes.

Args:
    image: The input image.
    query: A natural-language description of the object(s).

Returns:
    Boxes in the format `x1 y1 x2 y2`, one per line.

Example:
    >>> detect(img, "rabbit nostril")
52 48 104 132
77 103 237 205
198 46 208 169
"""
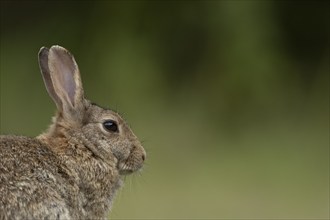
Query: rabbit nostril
142 154 146 161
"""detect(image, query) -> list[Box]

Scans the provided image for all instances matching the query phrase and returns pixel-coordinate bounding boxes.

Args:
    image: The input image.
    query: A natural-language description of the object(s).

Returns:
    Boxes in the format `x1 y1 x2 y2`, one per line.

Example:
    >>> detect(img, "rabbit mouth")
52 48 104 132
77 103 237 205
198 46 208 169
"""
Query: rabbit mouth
117 157 143 175
116 145 145 175
119 168 134 175
117 162 136 175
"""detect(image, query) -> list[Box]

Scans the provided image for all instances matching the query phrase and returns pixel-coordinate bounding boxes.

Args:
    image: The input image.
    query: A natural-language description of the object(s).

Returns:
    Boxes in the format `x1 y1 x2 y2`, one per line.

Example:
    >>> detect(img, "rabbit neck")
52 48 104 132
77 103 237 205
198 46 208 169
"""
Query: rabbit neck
63 140 122 218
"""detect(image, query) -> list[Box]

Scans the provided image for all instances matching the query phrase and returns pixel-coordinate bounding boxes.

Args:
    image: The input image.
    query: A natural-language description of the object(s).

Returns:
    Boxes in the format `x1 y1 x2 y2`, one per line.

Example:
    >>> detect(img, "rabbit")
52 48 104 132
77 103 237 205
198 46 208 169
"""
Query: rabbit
0 45 146 219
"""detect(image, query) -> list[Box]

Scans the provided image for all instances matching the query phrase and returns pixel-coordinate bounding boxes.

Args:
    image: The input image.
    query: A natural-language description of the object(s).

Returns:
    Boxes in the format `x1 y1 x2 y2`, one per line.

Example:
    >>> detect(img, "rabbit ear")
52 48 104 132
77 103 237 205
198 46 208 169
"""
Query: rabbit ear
38 47 63 111
39 45 85 119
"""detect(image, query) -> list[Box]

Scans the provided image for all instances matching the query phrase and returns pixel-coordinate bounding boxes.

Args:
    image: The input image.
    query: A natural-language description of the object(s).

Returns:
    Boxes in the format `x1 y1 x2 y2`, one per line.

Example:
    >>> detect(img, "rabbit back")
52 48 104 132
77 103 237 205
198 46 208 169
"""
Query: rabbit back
0 135 74 219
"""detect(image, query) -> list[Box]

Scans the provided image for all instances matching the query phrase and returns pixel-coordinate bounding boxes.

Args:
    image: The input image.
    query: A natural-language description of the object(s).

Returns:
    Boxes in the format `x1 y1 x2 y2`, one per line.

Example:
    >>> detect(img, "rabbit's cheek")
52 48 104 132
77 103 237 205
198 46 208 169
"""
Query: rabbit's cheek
109 144 130 164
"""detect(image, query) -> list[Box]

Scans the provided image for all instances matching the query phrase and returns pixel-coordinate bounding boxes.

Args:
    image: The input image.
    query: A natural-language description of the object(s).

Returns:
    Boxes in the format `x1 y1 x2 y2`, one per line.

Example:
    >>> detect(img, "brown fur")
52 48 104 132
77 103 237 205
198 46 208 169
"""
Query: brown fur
0 46 146 219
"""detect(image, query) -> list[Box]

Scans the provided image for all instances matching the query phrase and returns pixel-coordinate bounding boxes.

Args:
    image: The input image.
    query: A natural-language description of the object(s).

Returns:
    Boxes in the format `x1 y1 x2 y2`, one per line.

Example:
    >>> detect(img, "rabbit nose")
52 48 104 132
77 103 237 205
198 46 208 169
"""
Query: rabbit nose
142 153 146 161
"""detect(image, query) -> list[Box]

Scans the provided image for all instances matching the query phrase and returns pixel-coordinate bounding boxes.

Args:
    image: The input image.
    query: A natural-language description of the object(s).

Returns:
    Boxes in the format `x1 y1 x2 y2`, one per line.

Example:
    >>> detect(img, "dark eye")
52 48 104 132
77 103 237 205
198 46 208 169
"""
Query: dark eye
103 120 118 132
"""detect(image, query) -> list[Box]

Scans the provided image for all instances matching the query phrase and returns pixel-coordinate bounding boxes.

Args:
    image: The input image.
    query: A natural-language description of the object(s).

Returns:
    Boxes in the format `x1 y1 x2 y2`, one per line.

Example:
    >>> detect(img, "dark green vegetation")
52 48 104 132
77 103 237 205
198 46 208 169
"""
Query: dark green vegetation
1 1 329 219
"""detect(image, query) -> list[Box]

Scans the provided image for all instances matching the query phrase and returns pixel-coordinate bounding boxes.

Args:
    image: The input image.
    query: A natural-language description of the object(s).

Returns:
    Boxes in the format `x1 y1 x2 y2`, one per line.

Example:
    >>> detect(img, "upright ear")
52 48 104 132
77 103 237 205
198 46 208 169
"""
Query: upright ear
38 45 85 120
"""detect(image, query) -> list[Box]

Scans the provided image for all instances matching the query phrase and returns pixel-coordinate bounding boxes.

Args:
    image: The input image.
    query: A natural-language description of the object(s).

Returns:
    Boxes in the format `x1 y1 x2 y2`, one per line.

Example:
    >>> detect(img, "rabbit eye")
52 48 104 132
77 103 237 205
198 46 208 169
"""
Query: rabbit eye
103 120 118 132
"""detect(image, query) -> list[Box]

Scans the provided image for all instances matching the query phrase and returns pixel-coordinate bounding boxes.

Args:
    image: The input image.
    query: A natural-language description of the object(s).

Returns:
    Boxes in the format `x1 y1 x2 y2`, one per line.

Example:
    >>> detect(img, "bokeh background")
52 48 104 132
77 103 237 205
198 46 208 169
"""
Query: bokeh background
1 1 329 219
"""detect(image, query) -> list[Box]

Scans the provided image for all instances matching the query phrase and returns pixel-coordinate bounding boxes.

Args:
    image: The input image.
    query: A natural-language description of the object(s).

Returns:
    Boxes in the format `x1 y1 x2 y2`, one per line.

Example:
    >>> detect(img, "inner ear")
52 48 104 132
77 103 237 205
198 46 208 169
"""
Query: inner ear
49 47 79 107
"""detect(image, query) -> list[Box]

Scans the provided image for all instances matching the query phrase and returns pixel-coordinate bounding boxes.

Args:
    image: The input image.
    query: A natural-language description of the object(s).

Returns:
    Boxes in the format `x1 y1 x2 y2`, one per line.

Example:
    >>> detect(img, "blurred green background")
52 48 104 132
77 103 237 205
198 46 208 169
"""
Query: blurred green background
1 1 329 219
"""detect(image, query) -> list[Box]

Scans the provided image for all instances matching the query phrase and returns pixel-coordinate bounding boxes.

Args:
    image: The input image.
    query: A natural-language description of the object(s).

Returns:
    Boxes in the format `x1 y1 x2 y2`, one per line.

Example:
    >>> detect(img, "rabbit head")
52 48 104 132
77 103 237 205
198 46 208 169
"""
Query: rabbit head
37 45 146 175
